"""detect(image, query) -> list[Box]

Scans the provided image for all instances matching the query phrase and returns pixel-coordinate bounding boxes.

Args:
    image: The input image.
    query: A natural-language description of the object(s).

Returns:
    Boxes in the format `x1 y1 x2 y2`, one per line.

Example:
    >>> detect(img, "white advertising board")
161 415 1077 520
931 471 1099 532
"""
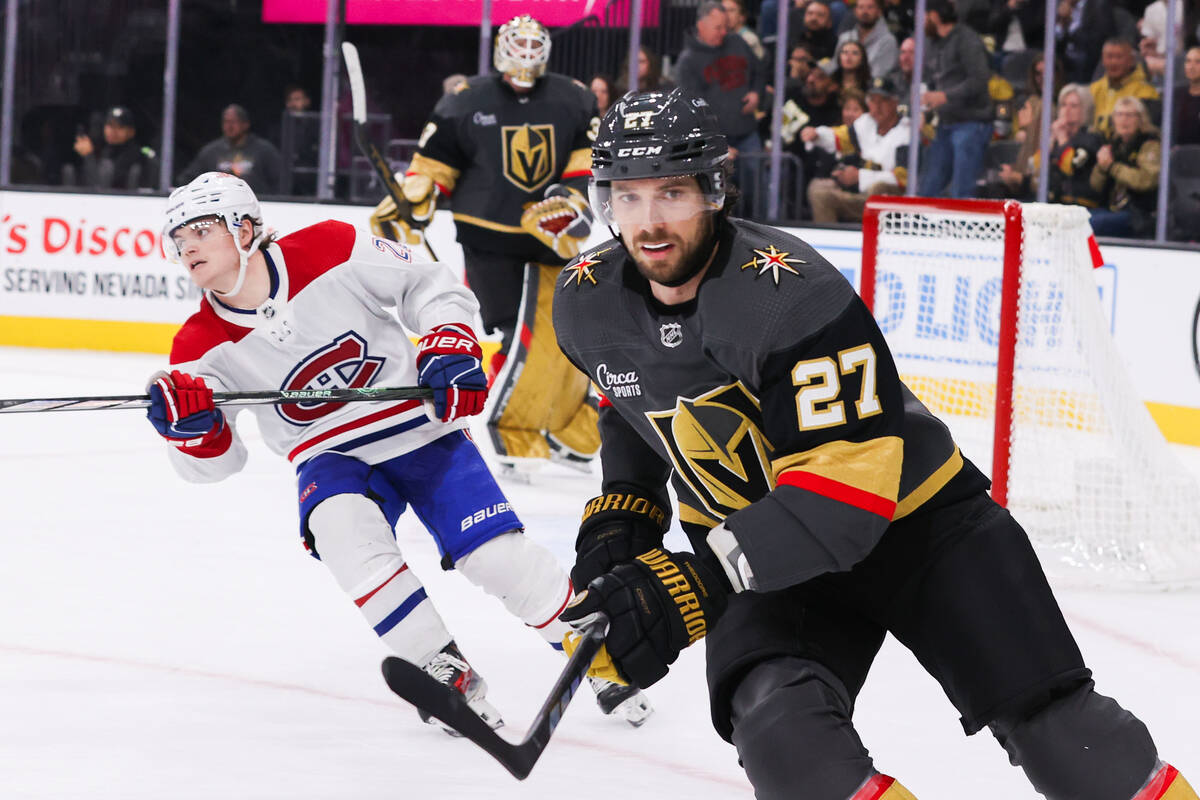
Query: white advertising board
1 190 1197 441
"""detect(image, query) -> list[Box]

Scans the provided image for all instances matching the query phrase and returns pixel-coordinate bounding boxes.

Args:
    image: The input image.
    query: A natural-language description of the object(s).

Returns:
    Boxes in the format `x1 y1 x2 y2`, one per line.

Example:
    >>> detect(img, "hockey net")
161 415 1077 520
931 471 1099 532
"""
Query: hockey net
861 197 1200 586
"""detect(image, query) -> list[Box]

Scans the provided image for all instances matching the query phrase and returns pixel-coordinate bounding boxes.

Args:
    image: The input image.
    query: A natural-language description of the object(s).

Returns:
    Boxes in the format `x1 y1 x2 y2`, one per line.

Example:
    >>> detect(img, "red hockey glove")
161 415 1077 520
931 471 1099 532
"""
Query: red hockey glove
146 370 230 454
416 323 487 422
560 548 727 689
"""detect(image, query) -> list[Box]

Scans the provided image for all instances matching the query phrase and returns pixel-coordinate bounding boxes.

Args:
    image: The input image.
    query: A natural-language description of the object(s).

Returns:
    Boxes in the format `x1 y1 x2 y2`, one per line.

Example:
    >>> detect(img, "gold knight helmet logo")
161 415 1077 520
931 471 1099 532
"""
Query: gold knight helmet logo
647 382 774 518
502 123 556 192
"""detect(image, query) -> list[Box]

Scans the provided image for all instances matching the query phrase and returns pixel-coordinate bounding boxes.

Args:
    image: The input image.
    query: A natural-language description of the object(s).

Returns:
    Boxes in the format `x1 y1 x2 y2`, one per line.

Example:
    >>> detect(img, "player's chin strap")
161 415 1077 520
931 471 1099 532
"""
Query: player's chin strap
211 224 271 299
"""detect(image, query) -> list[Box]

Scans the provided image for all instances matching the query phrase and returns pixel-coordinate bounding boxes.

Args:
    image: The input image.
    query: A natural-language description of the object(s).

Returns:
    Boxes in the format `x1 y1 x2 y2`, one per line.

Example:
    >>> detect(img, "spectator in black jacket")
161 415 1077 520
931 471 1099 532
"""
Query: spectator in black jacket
789 0 840 62
989 0 1046 61
918 0 994 198
71 106 157 191
1174 45 1200 145
1045 83 1105 207
1056 0 1117 84
676 0 766 182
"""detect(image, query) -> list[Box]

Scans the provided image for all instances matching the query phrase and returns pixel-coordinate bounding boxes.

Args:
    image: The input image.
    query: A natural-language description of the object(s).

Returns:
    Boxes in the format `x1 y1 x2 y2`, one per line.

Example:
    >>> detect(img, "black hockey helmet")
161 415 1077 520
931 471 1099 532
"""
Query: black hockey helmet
589 88 729 229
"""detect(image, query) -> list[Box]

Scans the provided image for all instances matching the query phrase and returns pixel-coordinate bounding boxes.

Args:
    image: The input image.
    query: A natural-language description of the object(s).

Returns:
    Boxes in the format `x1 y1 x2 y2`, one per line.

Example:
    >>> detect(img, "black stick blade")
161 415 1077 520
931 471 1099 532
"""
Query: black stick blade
380 615 608 781
381 656 538 779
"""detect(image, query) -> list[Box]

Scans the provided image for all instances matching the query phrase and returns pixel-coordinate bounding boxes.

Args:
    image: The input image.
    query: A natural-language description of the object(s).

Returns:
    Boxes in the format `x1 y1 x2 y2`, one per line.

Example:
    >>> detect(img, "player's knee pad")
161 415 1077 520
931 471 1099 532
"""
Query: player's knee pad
308 493 405 595
729 656 874 800
454 531 571 633
990 680 1158 800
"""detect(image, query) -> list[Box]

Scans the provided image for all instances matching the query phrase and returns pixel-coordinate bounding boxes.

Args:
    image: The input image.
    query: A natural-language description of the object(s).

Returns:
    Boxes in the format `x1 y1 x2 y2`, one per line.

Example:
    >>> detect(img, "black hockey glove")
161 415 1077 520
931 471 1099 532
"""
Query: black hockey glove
572 489 670 591
560 548 728 689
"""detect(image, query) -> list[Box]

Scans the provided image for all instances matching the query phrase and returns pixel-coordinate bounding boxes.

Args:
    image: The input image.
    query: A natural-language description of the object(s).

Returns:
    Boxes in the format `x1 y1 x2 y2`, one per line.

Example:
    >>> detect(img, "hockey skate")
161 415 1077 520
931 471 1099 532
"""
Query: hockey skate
544 432 595 475
589 677 654 727
418 641 504 736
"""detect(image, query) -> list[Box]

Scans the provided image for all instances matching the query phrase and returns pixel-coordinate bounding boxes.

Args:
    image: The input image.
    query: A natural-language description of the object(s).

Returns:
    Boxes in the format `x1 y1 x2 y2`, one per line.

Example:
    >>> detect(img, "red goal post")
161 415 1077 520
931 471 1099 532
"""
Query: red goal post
859 196 1200 585
862 196 1025 506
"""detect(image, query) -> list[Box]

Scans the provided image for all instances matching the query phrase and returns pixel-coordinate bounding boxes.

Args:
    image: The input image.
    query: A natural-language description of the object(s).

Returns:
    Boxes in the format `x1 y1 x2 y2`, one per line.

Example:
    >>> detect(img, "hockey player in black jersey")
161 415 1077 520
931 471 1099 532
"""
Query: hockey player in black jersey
371 15 602 477
554 88 1197 800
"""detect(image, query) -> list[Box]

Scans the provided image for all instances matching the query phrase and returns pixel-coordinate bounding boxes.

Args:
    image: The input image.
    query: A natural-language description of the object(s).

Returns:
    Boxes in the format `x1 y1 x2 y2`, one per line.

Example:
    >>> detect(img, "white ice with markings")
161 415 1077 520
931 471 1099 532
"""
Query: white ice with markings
0 347 1196 799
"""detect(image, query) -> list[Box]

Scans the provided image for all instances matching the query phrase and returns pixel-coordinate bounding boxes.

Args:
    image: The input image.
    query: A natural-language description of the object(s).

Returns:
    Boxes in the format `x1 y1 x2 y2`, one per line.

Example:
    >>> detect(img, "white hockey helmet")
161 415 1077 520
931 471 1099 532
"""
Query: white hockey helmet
162 171 267 297
493 15 550 89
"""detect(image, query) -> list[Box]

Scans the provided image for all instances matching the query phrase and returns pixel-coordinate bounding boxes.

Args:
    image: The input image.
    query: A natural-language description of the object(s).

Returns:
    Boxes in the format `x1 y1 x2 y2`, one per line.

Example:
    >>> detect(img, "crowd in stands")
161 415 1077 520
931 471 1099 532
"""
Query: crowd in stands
10 0 1200 241
581 0 1200 239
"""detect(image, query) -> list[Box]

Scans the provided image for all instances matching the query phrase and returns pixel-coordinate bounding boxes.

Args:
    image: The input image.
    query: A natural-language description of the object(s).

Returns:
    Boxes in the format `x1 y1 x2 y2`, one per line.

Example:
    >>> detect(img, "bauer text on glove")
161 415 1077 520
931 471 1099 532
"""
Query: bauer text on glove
415 323 488 422
146 370 231 456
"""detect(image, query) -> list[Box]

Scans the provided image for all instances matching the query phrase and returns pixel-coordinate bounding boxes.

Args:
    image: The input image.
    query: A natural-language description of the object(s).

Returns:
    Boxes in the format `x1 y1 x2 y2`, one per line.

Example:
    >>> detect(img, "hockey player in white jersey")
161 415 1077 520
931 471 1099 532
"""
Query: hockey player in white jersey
149 172 651 731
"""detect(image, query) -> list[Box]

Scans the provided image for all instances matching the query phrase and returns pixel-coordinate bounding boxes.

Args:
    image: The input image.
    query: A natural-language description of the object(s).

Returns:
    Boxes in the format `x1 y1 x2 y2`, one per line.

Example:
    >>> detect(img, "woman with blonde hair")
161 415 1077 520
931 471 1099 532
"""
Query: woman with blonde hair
1088 95 1161 238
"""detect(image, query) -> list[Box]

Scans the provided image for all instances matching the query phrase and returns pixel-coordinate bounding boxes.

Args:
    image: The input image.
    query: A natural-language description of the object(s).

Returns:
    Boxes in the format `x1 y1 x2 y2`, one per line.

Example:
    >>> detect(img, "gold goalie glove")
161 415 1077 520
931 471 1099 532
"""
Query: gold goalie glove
519 184 594 261
369 173 437 245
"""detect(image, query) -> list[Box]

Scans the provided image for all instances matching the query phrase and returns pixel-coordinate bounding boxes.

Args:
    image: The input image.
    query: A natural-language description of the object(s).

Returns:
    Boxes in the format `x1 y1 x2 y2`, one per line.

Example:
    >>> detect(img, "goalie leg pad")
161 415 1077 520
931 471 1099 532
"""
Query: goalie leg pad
486 263 599 461
308 493 452 665
989 679 1159 800
455 531 573 645
728 655 876 800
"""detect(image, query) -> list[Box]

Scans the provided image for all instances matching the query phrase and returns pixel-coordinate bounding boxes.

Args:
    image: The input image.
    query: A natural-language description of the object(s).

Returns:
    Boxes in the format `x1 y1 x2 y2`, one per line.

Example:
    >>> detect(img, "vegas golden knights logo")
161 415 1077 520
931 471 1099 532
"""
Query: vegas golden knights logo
647 382 774 519
502 123 556 193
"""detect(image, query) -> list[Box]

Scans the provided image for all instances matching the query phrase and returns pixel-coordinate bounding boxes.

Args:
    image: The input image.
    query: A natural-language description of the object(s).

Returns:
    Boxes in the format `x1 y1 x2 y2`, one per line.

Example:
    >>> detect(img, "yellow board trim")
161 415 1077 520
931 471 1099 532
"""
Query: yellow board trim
902 374 1200 449
0 316 180 353
0 315 503 362
3 316 1198 450
1144 402 1200 448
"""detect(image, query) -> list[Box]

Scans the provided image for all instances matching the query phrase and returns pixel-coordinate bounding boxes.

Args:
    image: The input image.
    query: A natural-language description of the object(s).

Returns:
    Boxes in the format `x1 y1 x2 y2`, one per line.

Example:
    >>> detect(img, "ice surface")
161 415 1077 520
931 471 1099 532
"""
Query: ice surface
0 347 1195 799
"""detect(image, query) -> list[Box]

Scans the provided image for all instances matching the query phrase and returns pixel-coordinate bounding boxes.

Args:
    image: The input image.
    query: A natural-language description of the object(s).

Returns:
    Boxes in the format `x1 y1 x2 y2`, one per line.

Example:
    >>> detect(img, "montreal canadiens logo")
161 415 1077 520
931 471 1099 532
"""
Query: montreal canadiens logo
277 332 386 425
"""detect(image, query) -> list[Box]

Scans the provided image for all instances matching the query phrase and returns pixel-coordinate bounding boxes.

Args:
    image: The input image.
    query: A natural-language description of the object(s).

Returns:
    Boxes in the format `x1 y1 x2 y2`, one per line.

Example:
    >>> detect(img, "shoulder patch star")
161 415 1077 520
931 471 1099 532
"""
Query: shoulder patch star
562 248 612 286
739 245 805 285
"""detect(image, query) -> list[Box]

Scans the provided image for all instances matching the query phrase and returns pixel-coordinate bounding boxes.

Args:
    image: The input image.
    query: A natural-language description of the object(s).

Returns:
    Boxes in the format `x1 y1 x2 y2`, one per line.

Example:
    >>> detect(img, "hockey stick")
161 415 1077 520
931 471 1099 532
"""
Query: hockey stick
0 386 432 414
381 613 609 780
340 41 439 262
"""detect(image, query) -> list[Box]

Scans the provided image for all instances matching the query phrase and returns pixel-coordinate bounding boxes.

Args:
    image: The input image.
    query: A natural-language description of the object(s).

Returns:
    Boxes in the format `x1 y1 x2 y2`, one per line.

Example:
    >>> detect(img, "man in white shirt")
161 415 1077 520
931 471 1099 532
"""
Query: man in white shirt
804 75 911 222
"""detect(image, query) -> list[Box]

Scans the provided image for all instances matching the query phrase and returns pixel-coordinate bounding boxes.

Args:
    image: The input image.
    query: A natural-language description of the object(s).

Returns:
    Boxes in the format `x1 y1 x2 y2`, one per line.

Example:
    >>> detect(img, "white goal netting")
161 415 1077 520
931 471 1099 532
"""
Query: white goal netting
868 201 1200 586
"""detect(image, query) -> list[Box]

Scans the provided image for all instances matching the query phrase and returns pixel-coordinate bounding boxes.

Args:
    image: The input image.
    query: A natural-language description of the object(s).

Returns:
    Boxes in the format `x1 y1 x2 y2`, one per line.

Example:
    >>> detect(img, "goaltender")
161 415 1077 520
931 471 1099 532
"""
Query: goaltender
371 14 602 475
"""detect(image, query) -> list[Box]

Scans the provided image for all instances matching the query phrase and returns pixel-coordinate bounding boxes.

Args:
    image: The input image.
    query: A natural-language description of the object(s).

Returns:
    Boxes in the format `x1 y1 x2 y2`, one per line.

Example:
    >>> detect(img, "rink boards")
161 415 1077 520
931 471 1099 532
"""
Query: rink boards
0 189 1197 445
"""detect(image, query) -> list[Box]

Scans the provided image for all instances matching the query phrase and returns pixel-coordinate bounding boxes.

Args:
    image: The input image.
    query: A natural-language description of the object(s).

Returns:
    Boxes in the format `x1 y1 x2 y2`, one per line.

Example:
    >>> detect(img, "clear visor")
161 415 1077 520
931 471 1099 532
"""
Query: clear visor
163 216 232 262
589 176 724 231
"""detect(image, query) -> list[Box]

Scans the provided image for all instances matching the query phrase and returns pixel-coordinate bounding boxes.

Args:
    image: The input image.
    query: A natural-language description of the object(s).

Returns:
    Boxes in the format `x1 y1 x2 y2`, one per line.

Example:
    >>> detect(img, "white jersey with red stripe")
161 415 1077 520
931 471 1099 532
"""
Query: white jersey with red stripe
164 219 477 483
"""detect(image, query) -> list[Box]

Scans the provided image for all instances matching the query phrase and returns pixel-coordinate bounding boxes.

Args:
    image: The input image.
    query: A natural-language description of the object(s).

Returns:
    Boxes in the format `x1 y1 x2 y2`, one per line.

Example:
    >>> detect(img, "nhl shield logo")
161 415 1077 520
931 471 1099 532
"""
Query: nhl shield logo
660 322 683 348
502 123 556 193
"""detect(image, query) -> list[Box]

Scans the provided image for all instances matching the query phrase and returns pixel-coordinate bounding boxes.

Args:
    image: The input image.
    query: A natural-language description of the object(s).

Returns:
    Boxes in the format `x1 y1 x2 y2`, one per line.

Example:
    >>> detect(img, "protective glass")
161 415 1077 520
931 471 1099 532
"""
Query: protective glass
590 176 723 231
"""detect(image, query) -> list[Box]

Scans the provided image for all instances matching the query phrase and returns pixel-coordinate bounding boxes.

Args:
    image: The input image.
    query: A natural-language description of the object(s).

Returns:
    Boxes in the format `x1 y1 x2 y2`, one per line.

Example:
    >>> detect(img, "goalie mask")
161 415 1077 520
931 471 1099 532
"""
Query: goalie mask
588 88 728 234
162 171 267 298
494 15 550 89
